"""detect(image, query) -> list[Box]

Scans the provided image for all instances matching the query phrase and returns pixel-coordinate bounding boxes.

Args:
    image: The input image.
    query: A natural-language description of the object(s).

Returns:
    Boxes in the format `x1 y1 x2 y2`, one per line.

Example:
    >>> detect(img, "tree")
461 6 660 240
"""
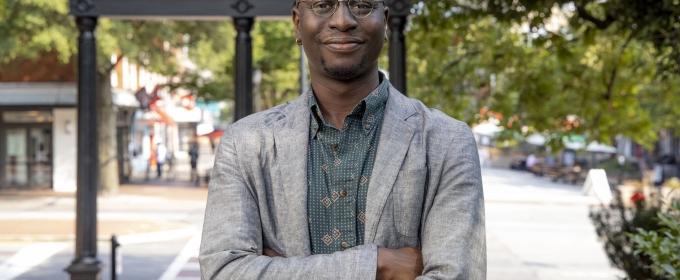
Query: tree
1 0 187 195
405 0 680 149
180 20 301 111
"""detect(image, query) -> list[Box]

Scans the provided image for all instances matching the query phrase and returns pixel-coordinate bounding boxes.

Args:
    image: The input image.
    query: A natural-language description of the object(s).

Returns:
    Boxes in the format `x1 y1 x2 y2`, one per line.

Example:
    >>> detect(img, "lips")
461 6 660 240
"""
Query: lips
324 38 364 52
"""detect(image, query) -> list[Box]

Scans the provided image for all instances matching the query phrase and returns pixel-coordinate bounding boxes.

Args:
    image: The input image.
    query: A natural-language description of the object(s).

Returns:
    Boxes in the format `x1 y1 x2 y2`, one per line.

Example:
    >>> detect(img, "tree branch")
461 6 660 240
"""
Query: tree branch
435 50 482 84
575 4 616 30
603 65 618 101
103 53 124 74
603 29 638 101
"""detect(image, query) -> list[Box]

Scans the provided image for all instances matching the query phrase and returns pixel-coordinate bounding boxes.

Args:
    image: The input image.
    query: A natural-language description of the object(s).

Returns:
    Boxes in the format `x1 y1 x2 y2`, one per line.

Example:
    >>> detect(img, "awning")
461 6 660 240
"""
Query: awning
0 82 76 106
112 88 140 107
199 129 225 138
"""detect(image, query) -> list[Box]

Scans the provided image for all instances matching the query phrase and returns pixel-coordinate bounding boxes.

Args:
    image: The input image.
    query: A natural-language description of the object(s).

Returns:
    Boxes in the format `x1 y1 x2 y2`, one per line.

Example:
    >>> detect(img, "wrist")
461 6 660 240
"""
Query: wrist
377 248 392 279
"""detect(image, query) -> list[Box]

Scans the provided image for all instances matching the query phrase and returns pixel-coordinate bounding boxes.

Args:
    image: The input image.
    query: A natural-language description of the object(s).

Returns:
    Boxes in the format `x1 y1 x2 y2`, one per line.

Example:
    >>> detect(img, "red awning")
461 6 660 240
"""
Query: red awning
199 129 225 138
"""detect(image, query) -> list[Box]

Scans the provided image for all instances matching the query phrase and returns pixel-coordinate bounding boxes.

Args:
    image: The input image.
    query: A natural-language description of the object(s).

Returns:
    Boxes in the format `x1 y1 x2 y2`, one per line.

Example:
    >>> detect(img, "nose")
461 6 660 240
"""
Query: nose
328 0 358 32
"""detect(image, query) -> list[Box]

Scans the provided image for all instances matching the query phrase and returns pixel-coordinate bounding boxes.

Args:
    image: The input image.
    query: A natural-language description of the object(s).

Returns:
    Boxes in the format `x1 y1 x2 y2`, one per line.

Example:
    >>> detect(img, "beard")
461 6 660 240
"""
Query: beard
321 54 368 80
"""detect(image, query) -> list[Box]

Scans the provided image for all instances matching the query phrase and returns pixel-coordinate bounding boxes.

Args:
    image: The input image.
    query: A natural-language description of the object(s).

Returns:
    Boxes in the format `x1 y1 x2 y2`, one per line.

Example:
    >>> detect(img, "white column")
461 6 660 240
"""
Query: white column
52 108 78 192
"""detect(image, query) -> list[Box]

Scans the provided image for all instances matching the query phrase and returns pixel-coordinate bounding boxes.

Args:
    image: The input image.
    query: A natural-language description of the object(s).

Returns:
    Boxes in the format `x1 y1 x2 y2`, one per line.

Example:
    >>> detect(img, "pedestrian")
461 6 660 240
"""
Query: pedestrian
155 143 167 179
199 1 486 279
189 143 199 183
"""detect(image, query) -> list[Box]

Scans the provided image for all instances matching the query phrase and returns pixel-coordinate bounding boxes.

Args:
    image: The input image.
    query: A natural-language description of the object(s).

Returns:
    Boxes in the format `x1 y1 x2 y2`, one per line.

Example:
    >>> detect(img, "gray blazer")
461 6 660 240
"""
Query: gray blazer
200 86 486 279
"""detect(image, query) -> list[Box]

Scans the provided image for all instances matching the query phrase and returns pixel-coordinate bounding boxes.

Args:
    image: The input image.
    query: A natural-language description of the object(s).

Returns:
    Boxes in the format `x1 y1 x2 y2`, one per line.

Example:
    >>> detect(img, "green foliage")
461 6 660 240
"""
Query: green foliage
252 21 301 109
631 200 680 279
0 0 75 64
177 20 301 107
0 0 186 75
590 191 667 279
406 0 680 150
419 0 680 76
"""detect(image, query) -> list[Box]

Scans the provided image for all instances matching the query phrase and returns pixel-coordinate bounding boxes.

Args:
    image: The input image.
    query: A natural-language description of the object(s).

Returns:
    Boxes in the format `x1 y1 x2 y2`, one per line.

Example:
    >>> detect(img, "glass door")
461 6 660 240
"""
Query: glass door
28 127 52 189
2 127 52 189
5 128 28 188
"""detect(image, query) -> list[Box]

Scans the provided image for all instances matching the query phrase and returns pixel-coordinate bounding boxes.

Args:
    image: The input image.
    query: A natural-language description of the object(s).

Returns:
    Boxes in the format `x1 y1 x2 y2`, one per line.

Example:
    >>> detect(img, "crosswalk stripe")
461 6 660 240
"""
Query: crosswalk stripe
158 234 201 280
0 243 67 280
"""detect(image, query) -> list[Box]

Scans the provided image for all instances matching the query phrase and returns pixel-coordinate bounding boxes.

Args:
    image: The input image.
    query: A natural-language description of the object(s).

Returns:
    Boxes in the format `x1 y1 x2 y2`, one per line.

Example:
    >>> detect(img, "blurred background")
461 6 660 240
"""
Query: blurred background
0 0 679 279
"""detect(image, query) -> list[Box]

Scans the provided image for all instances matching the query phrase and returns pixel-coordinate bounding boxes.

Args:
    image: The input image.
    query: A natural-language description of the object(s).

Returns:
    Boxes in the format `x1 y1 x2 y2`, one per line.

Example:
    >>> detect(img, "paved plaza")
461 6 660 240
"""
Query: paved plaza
484 168 624 280
0 167 623 279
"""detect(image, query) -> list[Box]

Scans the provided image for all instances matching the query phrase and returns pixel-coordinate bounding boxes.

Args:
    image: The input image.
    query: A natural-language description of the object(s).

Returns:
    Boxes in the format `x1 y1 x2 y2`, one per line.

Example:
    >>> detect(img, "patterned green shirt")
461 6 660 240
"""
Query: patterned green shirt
307 73 389 254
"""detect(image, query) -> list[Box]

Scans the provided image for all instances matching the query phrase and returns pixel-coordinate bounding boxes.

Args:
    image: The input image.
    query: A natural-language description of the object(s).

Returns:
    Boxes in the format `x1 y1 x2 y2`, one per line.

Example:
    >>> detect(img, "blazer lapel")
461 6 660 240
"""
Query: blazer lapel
364 86 416 243
273 93 312 256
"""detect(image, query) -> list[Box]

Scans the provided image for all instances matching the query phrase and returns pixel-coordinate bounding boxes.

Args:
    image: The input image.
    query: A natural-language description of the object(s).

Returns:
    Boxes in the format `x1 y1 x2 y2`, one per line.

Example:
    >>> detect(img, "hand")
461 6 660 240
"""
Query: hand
263 247 285 258
376 247 424 280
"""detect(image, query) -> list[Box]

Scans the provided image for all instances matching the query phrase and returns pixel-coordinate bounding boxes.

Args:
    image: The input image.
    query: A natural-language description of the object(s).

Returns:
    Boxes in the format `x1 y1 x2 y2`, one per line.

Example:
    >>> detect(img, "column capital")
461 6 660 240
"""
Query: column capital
75 17 98 33
233 17 254 32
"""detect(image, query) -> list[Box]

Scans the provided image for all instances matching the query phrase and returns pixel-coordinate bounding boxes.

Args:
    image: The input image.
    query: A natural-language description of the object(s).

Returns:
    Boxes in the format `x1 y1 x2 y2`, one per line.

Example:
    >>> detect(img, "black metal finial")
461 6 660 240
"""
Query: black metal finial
74 0 95 12
231 0 254 14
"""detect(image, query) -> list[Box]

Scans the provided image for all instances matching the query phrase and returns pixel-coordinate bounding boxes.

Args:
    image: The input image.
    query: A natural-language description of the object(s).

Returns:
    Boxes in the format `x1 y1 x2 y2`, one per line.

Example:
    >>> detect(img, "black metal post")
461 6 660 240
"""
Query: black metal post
388 15 407 95
234 17 254 121
66 16 103 280
111 236 120 280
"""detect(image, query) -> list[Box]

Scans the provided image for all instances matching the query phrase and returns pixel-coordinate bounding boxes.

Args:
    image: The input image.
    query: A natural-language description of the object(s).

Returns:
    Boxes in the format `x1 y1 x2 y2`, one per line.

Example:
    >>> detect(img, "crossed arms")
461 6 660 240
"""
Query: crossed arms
199 127 486 280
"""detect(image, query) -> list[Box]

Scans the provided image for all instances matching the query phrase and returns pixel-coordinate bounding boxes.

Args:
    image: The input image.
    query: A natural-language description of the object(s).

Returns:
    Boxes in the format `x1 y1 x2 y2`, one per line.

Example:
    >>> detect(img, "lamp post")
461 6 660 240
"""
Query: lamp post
618 155 626 186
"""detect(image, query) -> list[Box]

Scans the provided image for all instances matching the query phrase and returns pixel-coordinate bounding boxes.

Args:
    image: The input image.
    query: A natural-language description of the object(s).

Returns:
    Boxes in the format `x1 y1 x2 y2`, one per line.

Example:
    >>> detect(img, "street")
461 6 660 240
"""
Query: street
0 167 623 279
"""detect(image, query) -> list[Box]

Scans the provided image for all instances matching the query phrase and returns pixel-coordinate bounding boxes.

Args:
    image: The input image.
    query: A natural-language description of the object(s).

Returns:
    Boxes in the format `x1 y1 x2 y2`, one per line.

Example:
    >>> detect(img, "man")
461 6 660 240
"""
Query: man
155 143 167 179
189 142 200 183
199 0 486 279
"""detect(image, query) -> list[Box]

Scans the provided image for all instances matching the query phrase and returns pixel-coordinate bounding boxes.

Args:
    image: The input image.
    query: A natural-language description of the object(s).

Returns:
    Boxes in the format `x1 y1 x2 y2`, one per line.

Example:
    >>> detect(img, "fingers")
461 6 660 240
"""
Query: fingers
263 247 284 258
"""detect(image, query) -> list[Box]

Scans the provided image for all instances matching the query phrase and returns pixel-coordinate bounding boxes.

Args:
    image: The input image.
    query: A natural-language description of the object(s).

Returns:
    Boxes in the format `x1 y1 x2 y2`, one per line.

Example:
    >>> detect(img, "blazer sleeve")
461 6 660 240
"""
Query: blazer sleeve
199 127 378 280
417 124 487 280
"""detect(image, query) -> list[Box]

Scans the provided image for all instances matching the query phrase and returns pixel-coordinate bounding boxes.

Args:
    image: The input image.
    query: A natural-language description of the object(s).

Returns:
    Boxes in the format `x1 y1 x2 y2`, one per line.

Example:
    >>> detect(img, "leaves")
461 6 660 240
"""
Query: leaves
405 0 680 150
631 201 680 279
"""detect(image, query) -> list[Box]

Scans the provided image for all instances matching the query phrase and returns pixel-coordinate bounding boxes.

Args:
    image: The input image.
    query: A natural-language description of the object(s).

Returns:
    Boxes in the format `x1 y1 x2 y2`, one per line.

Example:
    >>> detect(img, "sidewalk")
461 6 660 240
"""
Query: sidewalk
0 179 208 243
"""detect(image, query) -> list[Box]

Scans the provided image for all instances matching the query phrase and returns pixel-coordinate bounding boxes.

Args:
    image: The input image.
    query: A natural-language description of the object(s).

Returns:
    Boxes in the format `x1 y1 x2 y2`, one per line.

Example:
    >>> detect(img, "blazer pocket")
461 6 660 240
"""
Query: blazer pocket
393 169 427 237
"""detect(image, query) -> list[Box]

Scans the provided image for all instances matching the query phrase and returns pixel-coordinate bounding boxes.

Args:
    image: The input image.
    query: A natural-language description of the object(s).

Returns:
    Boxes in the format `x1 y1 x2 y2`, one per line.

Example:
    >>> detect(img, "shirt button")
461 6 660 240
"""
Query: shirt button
340 190 347 197
341 242 349 249
365 125 370 130
332 145 338 152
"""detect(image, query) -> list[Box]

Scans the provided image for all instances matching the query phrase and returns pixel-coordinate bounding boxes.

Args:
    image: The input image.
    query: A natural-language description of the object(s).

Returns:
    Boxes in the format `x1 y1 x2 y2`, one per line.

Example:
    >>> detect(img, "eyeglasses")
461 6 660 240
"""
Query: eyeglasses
296 0 385 19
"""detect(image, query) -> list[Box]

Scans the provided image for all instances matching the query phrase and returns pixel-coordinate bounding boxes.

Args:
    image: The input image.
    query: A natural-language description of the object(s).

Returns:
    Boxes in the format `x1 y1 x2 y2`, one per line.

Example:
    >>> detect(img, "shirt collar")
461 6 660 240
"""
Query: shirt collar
308 72 389 133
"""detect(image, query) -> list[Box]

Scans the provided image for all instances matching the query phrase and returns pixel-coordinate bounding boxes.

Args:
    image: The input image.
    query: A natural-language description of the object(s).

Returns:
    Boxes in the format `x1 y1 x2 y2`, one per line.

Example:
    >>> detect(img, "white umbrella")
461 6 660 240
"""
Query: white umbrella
526 134 546 146
586 142 618 153
472 122 503 136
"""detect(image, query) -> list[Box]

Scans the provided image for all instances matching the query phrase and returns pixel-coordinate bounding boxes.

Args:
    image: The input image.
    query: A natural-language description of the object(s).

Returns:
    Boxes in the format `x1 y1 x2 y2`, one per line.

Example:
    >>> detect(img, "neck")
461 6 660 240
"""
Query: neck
310 66 381 128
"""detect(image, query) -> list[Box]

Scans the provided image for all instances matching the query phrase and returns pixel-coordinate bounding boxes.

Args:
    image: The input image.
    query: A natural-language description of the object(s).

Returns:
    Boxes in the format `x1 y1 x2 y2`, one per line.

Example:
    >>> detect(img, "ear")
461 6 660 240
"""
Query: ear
292 6 301 40
383 5 389 32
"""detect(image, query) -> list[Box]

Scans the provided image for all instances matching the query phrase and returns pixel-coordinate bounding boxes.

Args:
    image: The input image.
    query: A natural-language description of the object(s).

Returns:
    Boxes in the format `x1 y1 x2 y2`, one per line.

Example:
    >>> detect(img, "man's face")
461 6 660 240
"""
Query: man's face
293 0 388 81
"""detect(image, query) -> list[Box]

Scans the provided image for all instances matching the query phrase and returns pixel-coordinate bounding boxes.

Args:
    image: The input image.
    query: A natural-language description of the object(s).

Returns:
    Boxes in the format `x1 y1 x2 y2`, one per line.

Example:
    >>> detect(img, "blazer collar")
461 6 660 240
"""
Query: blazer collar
273 84 416 254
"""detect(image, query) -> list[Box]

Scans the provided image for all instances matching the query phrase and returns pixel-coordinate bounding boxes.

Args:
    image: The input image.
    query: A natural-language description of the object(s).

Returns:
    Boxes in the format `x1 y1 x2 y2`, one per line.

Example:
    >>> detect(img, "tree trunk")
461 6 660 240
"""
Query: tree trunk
97 71 119 196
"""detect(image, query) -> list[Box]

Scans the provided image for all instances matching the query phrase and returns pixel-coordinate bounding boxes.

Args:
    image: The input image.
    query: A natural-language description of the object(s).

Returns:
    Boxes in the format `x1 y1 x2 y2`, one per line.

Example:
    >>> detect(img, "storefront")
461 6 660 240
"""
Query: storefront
0 110 56 190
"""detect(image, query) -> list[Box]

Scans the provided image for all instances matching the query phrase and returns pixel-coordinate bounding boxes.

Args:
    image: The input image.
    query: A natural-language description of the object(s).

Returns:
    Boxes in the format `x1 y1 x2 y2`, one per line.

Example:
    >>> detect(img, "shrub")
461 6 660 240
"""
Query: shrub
629 200 680 279
590 189 666 279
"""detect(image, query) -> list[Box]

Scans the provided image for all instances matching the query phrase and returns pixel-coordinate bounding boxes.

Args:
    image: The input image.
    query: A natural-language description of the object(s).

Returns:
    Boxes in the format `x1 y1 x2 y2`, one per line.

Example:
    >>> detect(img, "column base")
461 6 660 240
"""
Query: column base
65 257 104 280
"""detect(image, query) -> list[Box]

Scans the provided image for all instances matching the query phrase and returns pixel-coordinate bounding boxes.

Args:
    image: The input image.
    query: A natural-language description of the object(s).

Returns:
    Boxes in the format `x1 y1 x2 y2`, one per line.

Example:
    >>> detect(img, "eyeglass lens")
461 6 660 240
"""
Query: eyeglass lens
309 0 381 18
